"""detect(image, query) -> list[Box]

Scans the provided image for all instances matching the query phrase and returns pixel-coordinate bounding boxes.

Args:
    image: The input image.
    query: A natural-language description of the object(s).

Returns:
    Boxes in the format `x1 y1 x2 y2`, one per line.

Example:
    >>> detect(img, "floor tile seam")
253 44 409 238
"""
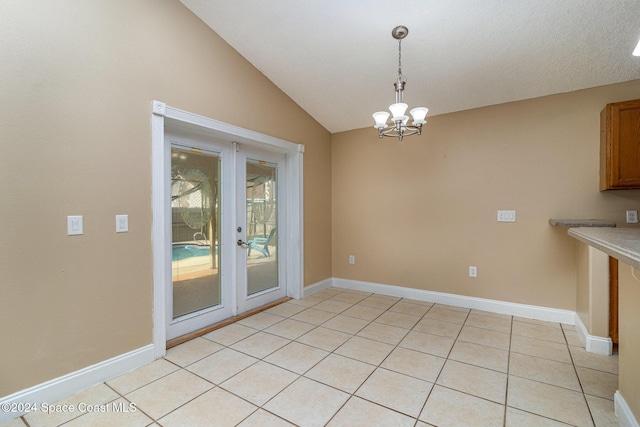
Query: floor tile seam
261 346 332 377
506 370 597 427
574 364 620 377
216 369 300 410
503 315 515 426
226 338 292 362
412 345 450 419
200 327 261 347
504 406 576 426
149 381 217 424
374 318 421 330
582 390 615 402
428 383 509 409
443 356 510 376
507 349 575 366
119 357 188 395
349 392 425 421
459 321 513 334
509 332 566 345
355 329 410 347
369 319 417 334
512 318 563 330
506 372 583 394
317 358 426 425
569 347 612 427
454 337 510 351
309 304 355 315
241 406 298 427
320 319 372 336
396 342 452 360
421 315 466 326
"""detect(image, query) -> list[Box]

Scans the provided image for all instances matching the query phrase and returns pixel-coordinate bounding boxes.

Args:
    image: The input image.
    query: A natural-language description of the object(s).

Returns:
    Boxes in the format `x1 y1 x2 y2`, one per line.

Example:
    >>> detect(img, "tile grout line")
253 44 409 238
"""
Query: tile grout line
562 325 597 427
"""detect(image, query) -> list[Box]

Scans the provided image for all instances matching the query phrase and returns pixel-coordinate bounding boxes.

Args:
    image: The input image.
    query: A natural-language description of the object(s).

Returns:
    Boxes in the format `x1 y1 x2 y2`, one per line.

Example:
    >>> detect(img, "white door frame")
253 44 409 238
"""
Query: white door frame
151 101 304 358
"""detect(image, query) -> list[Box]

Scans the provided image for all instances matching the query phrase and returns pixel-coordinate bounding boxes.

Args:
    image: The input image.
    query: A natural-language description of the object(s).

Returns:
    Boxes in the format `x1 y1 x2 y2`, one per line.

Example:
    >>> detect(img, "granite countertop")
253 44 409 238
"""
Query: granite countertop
549 218 616 227
568 227 640 269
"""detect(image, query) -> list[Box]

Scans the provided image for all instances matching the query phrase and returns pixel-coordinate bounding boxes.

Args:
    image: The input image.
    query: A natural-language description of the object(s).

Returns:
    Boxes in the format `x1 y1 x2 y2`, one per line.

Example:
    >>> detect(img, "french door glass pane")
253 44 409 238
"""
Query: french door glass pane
246 160 278 296
171 147 221 318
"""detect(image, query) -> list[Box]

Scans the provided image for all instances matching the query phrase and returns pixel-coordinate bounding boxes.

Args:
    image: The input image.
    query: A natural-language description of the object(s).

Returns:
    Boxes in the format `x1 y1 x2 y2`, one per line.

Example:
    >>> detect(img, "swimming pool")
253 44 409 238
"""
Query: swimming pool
172 244 211 262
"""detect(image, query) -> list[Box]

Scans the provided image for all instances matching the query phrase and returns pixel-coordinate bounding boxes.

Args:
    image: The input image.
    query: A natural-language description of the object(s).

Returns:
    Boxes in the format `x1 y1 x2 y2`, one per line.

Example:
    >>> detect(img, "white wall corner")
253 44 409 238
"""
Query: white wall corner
0 345 155 424
575 313 613 355
615 391 640 427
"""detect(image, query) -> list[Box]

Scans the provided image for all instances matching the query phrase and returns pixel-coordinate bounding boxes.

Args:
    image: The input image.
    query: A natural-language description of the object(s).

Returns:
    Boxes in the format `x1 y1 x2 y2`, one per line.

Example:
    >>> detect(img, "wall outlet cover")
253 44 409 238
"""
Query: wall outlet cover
497 210 516 222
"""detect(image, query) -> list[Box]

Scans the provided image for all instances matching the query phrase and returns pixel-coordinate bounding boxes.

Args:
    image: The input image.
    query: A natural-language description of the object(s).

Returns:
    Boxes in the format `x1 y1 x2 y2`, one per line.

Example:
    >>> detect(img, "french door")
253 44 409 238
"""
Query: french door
166 134 286 340
236 148 286 313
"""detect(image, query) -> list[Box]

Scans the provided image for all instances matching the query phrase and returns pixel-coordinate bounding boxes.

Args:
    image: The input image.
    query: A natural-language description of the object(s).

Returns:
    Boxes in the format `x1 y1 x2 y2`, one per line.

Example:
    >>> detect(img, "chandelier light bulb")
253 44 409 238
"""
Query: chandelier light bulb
372 111 390 128
410 107 428 125
389 103 408 121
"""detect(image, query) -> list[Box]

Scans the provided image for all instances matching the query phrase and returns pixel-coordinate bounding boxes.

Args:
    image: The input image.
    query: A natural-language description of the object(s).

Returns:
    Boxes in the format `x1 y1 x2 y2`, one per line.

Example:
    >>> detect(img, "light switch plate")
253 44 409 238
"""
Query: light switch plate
116 215 129 232
497 210 516 222
469 266 477 277
67 215 83 235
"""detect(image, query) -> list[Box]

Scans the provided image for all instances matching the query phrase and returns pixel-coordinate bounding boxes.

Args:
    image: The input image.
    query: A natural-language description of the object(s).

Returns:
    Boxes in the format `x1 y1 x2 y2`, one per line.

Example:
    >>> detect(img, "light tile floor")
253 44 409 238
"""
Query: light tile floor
3 288 620 427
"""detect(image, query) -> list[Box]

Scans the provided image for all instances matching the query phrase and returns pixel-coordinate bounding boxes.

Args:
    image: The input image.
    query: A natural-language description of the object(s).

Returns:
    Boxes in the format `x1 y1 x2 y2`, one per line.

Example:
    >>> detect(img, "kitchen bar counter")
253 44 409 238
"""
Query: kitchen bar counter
568 226 640 425
568 227 640 269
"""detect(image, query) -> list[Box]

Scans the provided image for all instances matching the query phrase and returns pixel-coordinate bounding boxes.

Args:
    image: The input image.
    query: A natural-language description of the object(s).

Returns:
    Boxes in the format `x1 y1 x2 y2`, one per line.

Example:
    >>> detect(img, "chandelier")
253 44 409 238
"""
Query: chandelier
372 26 428 141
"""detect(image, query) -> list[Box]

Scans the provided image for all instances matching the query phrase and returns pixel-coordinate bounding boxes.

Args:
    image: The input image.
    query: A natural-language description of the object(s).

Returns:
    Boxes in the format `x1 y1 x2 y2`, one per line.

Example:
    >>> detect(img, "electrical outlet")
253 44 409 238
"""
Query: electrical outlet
626 210 638 224
349 255 355 265
469 266 477 277
497 210 516 222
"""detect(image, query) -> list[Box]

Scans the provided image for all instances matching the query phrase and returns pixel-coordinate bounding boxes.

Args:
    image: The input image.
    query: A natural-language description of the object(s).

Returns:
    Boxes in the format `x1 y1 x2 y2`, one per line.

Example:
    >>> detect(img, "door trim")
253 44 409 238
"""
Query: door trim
151 101 304 358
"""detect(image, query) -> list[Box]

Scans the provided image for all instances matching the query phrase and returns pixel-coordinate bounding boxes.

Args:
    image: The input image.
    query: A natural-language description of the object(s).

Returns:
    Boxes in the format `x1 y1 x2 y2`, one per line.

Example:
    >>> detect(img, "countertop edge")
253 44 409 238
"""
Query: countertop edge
568 228 640 269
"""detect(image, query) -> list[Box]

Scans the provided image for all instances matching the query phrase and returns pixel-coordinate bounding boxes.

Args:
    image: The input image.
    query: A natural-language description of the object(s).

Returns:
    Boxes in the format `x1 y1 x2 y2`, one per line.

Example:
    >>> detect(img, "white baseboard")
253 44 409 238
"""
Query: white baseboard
0 344 155 424
616 391 640 427
332 278 576 325
303 278 334 297
575 314 613 355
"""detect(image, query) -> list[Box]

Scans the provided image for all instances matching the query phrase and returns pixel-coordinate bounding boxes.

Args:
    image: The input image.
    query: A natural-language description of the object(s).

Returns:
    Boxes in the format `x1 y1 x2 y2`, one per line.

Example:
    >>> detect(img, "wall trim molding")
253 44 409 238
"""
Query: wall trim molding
316 277 576 325
615 391 640 427
0 345 154 423
575 314 613 355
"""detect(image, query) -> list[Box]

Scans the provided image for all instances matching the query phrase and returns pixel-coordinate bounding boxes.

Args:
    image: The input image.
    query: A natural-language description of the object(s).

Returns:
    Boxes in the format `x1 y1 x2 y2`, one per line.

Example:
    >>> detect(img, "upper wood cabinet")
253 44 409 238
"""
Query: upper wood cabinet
600 99 640 190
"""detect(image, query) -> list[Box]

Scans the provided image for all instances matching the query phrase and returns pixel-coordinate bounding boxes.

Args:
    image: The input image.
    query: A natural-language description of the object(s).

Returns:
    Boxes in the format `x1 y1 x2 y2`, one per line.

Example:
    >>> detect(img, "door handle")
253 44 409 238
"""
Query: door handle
237 239 249 248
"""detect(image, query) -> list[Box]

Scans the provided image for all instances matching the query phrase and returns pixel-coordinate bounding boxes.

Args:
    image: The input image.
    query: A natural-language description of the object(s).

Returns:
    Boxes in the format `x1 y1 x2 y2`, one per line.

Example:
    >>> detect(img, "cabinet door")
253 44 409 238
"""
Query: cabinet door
600 99 640 190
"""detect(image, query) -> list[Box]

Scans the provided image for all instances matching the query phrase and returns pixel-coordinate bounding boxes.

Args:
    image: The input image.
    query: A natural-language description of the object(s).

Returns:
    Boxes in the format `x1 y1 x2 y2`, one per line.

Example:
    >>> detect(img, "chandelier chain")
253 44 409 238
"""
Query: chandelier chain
398 38 403 79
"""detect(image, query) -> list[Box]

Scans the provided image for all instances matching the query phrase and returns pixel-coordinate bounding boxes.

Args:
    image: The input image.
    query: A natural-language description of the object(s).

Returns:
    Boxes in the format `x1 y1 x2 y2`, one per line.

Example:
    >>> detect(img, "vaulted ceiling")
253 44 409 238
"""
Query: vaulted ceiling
180 0 640 133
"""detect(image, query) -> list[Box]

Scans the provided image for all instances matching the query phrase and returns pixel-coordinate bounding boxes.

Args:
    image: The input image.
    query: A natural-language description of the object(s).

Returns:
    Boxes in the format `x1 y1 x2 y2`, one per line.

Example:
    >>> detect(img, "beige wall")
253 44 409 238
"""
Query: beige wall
575 243 610 337
332 80 640 309
618 262 640 421
0 0 332 396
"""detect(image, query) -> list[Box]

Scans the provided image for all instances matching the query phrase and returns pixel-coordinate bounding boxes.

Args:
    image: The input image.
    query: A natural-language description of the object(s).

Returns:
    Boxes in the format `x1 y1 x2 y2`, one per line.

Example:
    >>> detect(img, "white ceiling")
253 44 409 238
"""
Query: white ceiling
180 0 640 133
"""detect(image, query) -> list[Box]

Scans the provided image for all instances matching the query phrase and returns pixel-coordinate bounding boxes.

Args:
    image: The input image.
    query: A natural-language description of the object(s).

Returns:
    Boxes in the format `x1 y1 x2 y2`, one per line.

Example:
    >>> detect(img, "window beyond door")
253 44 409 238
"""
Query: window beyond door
171 147 221 318
246 159 278 296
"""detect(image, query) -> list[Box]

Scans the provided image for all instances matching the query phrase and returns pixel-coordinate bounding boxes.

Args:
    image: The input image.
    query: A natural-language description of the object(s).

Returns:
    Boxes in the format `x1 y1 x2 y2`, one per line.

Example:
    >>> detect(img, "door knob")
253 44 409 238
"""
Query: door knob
237 239 249 248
